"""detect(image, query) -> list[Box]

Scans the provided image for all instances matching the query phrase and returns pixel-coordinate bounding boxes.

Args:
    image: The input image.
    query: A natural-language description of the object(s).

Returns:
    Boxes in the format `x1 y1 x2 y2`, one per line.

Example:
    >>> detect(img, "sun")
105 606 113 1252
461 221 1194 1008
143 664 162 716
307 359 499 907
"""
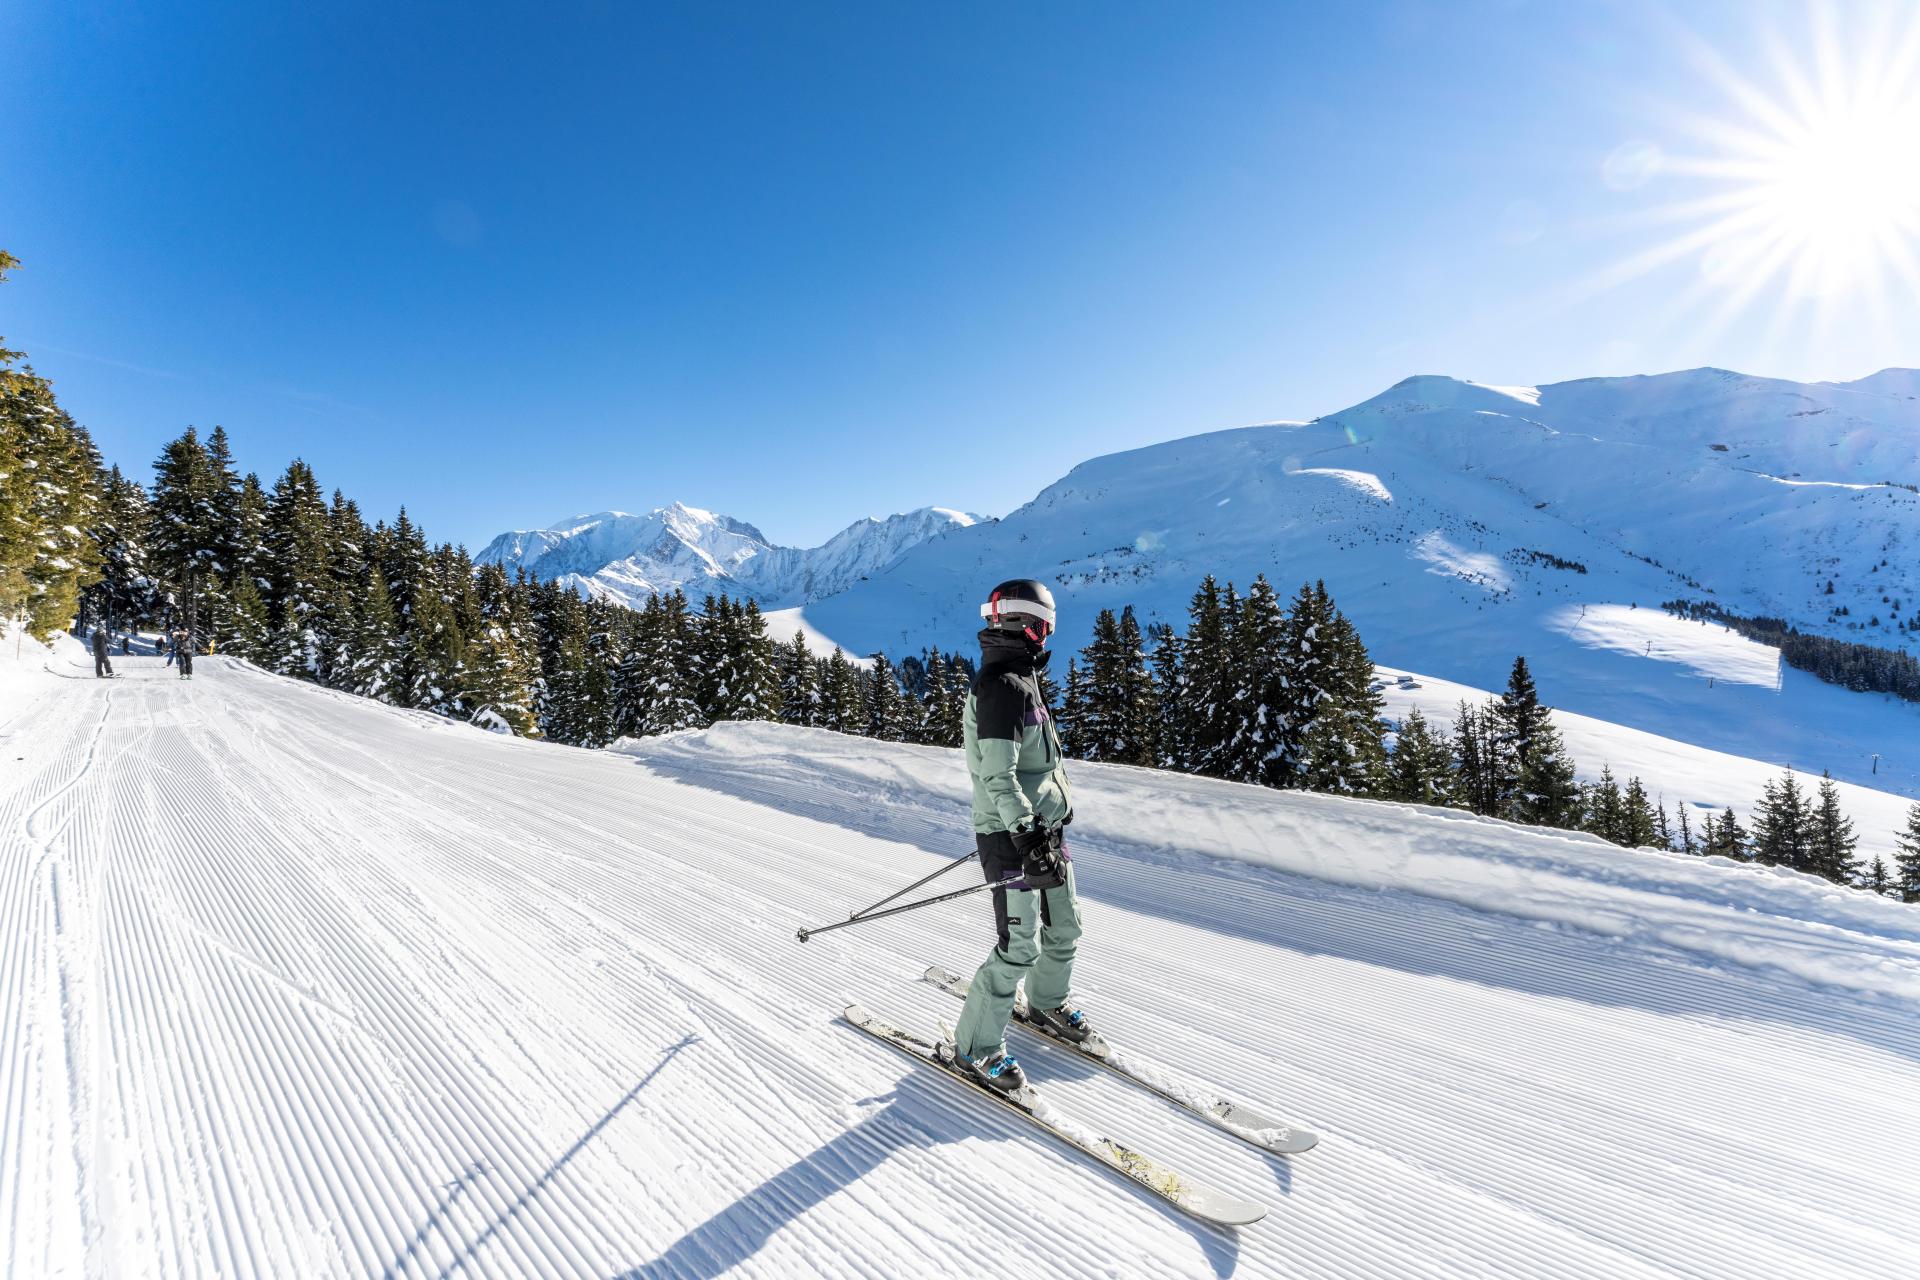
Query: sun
1706 69 1920 298
1596 5 1920 317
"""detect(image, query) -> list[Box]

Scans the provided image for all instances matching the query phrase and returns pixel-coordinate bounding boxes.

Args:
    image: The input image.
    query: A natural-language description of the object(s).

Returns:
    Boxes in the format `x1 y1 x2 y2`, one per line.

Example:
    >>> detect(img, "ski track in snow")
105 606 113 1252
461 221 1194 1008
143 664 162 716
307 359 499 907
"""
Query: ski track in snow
3 648 1919 1278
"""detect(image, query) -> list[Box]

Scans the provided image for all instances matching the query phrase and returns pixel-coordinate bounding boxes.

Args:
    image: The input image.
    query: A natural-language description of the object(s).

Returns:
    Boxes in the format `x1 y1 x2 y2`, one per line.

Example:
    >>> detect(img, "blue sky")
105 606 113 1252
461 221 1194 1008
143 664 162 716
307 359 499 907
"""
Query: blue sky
4 1 1915 549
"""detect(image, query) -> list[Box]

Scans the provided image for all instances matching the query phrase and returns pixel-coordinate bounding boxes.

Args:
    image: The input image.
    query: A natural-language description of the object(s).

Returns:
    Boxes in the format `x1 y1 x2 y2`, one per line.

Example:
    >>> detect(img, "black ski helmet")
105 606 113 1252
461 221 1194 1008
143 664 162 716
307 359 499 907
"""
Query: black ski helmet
980 578 1057 643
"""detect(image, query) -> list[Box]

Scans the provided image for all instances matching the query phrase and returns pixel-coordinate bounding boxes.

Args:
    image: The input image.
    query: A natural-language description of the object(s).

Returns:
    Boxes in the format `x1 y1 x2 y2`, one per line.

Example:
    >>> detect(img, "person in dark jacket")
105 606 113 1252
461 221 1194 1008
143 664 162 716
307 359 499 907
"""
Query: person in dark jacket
947 578 1096 1094
175 630 194 680
91 626 114 678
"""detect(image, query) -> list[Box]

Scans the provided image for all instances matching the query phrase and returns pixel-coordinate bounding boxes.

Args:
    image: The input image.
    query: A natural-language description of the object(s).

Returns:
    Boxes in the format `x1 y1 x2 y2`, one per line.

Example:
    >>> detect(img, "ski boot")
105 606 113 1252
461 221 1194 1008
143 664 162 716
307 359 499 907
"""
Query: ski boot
1028 1002 1096 1045
952 1047 1026 1095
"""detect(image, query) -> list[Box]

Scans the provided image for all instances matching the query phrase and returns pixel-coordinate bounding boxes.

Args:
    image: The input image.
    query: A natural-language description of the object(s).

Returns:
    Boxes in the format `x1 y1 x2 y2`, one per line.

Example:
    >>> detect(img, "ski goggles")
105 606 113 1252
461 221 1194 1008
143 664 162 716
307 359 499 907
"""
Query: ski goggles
981 596 1055 643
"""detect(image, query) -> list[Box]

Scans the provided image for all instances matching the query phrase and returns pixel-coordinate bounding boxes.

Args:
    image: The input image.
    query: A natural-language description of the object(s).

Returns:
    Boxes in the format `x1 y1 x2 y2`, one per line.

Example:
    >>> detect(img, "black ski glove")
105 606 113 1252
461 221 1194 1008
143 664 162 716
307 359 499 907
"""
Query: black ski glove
1012 824 1064 890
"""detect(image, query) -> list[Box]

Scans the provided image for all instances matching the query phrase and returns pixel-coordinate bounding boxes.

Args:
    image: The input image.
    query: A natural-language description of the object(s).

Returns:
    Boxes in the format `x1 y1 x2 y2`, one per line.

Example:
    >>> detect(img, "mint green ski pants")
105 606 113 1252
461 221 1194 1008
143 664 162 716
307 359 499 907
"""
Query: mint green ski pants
953 859 1082 1060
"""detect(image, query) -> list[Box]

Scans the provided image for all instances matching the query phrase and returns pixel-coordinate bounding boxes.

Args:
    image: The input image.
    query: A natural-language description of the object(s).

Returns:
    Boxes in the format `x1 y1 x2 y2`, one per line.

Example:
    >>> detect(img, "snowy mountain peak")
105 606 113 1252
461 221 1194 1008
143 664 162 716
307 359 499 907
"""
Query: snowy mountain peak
477 503 984 610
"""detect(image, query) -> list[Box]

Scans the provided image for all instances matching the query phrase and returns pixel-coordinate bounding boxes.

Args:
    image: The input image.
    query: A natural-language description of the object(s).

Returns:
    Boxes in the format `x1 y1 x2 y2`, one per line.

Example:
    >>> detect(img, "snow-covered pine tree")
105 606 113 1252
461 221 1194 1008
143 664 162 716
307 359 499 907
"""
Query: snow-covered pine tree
927 649 968 747
1653 798 1673 851
819 648 864 734
1222 577 1285 784
865 653 909 742
203 425 243 579
1181 576 1235 778
83 466 156 634
262 460 335 679
734 599 781 723
1387 707 1454 805
147 426 226 639
778 630 820 726
221 572 272 662
1297 603 1387 796
347 563 401 702
1806 772 1860 885
1892 802 1920 903
466 562 541 735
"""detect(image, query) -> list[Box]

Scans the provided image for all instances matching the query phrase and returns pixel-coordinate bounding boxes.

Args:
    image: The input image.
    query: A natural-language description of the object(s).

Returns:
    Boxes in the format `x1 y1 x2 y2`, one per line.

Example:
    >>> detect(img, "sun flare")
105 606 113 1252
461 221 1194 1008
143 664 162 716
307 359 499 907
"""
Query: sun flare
1602 5 1920 317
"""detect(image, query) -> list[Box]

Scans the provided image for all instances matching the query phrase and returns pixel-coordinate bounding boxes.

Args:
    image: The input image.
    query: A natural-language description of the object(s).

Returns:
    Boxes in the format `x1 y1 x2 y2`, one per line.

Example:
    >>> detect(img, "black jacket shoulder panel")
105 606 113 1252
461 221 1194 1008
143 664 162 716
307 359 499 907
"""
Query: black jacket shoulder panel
972 668 1031 741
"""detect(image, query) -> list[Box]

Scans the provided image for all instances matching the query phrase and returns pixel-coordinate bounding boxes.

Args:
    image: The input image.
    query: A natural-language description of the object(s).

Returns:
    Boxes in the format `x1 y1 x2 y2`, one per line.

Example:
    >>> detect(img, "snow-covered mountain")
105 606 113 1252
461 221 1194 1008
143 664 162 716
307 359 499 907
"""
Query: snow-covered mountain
802 367 1920 793
475 502 982 610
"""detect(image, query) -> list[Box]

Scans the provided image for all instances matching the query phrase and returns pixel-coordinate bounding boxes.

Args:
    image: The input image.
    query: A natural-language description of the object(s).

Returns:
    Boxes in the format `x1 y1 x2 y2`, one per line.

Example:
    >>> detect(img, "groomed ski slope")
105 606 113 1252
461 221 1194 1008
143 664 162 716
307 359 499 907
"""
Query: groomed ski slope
5 643 1919 1278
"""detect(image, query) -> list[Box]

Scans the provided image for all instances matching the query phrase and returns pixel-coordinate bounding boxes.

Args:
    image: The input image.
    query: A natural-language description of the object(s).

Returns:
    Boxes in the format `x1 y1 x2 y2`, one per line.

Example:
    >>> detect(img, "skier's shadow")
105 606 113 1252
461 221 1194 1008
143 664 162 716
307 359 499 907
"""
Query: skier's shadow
616 1062 1246 1279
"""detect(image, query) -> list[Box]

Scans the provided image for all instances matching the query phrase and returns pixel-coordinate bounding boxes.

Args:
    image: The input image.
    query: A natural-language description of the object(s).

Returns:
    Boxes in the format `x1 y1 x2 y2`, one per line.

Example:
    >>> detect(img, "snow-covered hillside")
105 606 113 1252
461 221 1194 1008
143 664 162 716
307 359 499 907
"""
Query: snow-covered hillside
6 641 1918 1277
475 502 981 610
803 367 1920 795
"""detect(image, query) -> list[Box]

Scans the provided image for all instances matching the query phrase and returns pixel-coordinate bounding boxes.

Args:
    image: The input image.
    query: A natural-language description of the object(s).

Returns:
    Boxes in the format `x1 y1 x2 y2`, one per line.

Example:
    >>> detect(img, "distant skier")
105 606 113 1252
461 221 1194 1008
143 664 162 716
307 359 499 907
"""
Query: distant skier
91 626 114 678
174 629 194 680
160 633 173 665
949 578 1092 1093
120 633 131 655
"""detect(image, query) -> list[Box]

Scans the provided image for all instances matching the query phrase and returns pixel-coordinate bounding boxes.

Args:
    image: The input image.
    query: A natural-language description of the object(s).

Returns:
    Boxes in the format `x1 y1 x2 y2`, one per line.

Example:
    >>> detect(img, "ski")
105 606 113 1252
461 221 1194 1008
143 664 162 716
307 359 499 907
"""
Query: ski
922 964 1319 1155
841 1004 1267 1227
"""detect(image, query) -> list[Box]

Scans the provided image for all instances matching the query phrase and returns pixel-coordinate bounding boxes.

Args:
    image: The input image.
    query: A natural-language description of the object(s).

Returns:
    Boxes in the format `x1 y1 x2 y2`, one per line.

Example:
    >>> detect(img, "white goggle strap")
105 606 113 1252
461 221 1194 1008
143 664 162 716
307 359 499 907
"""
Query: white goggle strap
979 597 1056 627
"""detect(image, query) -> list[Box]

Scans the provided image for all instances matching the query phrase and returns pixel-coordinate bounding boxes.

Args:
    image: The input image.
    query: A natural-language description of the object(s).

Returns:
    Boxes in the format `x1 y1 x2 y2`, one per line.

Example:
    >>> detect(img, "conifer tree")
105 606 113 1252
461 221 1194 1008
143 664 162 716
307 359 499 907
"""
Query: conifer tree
865 653 909 741
148 426 225 637
348 563 401 702
778 631 820 726
262 460 335 678
83 466 156 633
734 599 781 722
1058 658 1088 758
221 573 273 663
1181 576 1235 777
1226 578 1287 784
1705 806 1749 860
0 256 105 637
1653 798 1673 851
1620 776 1659 848
1584 766 1625 844
1387 707 1455 805
1513 720 1582 829
466 563 541 735
1893 803 1920 904
1751 771 1813 870
1115 606 1158 766
1863 856 1891 896
1146 622 1186 770
927 649 968 747
1675 804 1697 855
204 425 243 578
1451 702 1500 816
819 648 864 733
1808 772 1860 885
1298 603 1387 795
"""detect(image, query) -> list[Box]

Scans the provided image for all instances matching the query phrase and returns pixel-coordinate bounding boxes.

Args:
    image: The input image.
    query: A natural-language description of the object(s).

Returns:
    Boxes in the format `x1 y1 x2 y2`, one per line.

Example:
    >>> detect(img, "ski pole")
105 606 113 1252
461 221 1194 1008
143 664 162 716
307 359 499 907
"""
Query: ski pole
844 849 977 922
796 875 1022 944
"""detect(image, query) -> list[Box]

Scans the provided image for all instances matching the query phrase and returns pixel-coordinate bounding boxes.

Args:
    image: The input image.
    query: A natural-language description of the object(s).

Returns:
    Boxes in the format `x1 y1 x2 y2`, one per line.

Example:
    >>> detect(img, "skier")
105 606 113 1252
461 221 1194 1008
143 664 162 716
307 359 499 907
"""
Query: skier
174 629 194 680
91 626 114 678
950 578 1093 1093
